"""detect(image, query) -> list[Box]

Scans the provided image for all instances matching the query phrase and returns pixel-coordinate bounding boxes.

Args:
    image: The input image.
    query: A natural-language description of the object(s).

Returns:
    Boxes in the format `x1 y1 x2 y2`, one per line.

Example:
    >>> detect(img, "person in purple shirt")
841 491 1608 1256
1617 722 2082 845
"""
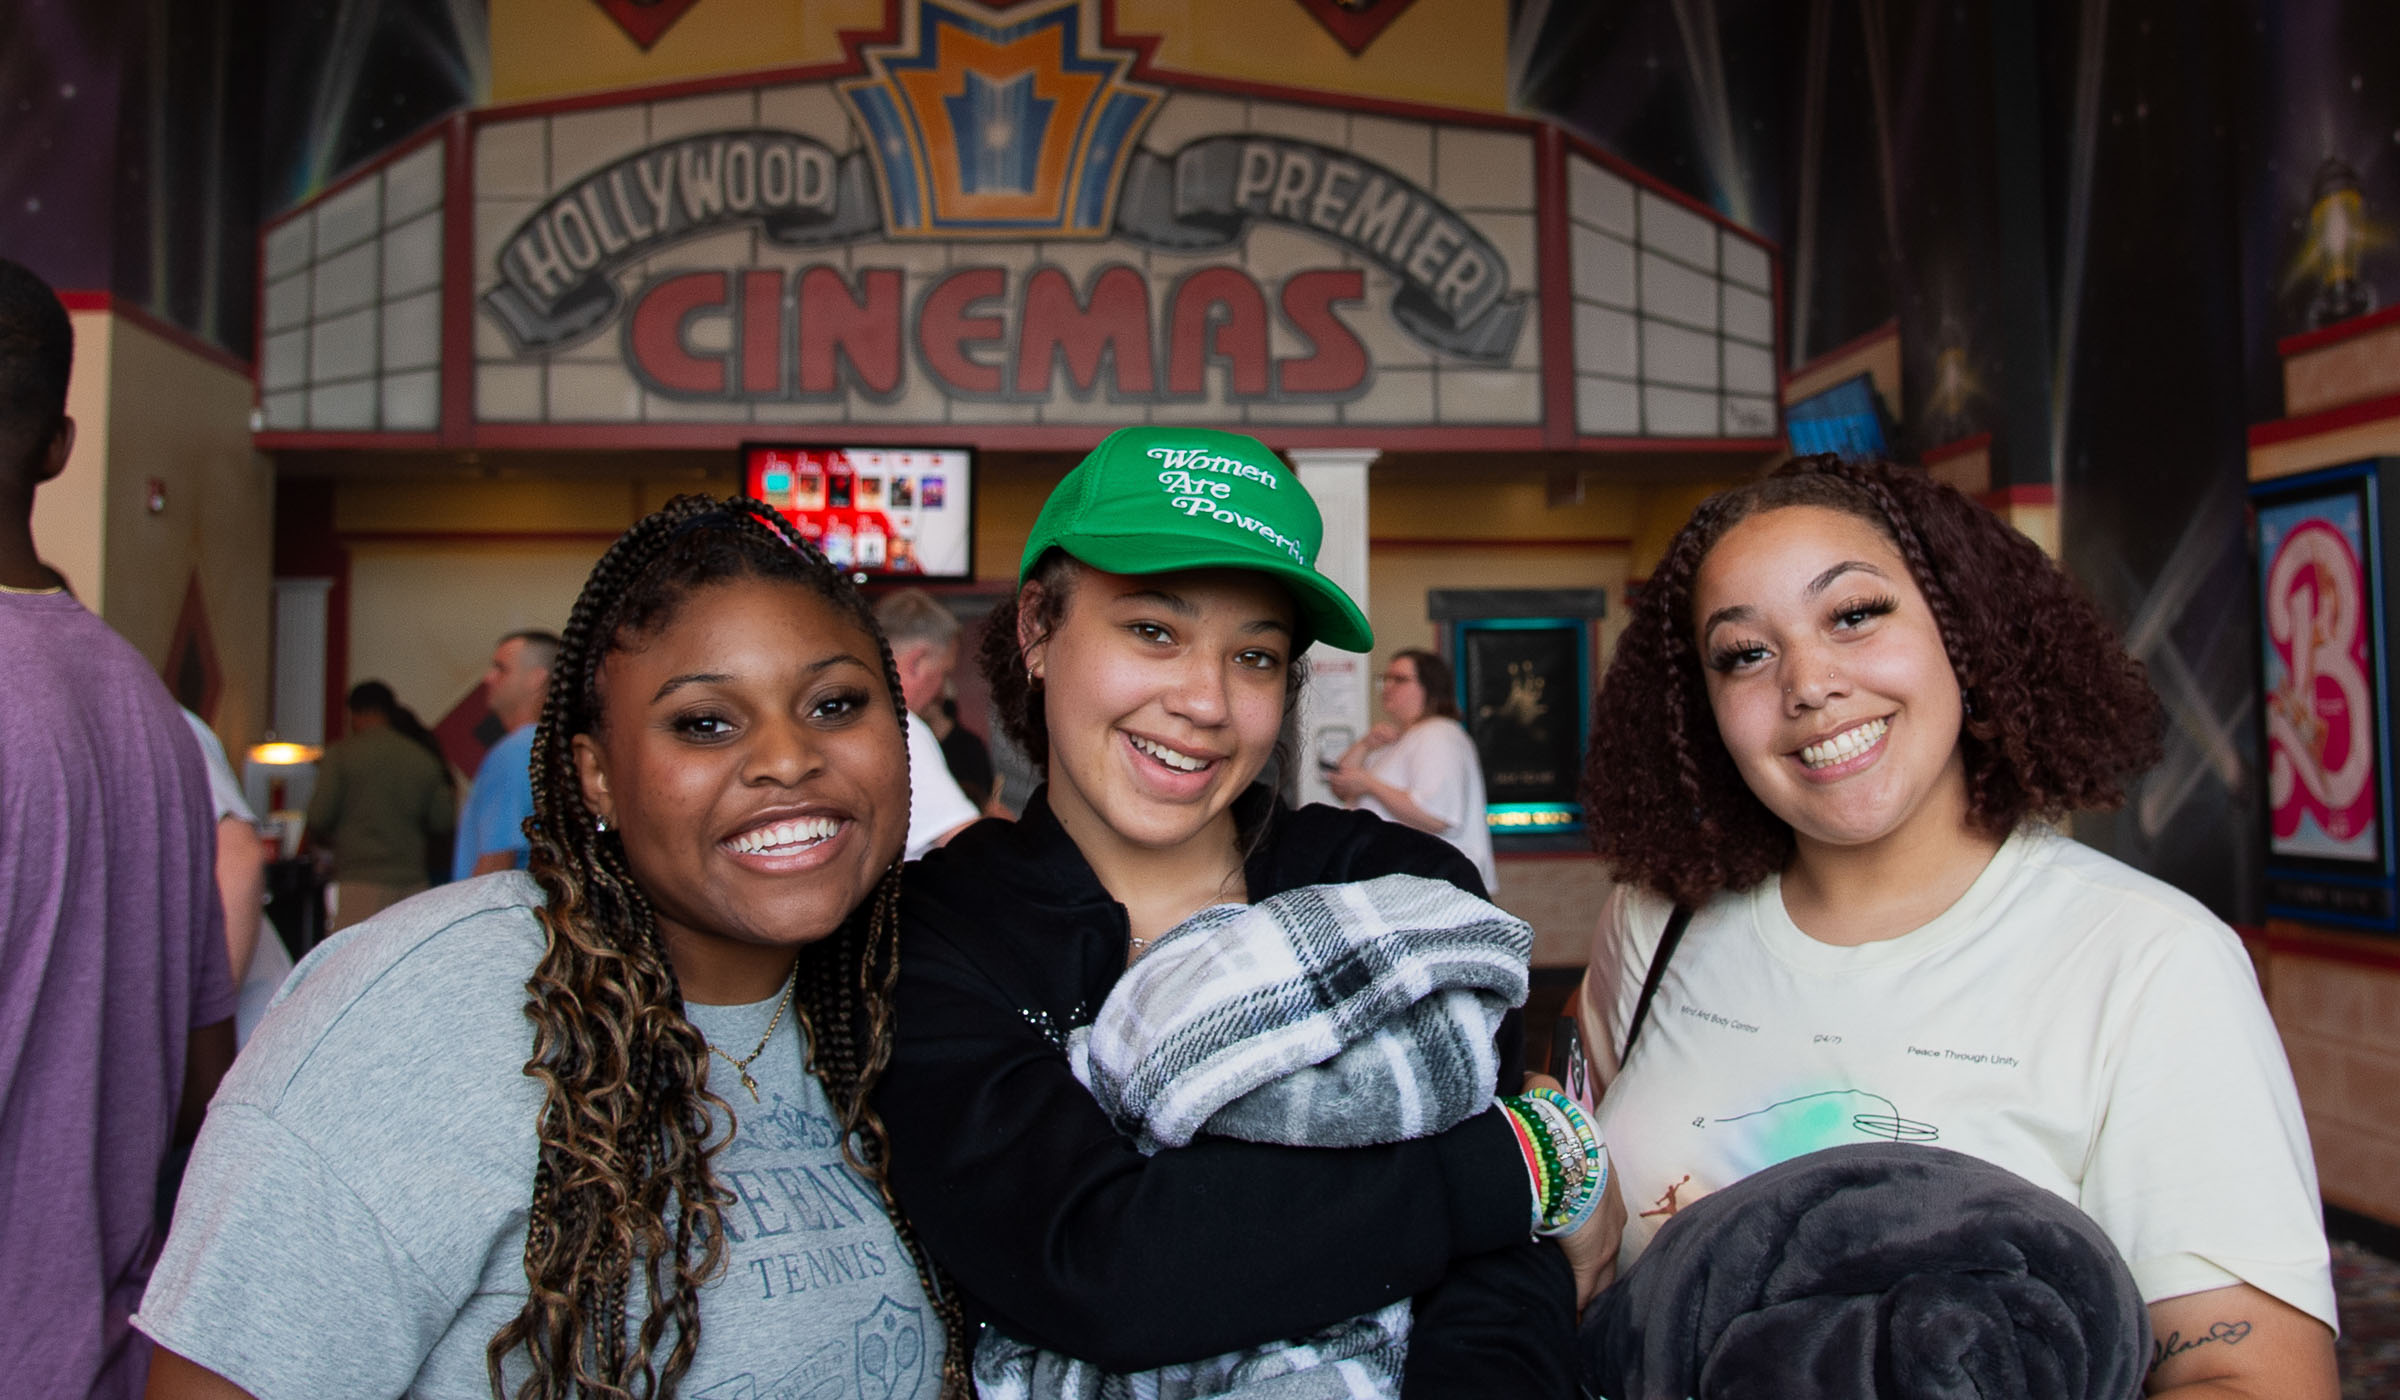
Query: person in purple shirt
0 257 235 1398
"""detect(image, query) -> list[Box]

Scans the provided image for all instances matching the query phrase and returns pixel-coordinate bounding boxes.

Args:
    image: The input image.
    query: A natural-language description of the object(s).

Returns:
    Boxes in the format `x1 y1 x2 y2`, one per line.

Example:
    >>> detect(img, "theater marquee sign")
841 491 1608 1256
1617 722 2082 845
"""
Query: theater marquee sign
257 0 1782 445
468 0 1546 432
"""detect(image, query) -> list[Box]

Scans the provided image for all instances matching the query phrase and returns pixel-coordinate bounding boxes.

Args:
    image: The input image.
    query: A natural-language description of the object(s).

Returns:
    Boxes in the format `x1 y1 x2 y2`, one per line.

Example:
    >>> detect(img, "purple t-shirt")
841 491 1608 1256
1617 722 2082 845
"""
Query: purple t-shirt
0 589 234 1399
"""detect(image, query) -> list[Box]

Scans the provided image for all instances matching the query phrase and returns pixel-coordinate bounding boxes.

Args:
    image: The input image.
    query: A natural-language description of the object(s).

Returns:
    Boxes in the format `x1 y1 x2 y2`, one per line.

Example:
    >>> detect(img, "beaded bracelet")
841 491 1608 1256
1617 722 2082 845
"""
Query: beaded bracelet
1496 1097 1553 1230
1498 1089 1607 1237
1498 1100 1552 1231
1522 1087 1607 1237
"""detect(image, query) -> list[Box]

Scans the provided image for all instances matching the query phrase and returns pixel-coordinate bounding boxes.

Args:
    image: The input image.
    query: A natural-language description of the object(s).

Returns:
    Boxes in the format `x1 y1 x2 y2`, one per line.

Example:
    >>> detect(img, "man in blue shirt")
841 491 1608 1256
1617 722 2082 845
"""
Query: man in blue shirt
450 630 558 880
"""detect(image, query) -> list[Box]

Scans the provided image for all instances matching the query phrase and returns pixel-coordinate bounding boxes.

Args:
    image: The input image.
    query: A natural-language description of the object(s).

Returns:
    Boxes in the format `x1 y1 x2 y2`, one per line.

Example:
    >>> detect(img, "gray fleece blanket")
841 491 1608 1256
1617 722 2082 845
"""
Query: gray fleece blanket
976 875 1533 1400
1579 1144 2150 1400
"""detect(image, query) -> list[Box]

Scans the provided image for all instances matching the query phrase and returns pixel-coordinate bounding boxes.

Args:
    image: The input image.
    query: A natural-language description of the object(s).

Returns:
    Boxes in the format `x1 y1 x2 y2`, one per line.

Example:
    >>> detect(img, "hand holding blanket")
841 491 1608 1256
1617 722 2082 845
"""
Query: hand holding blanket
978 874 1535 1400
1578 1143 2151 1400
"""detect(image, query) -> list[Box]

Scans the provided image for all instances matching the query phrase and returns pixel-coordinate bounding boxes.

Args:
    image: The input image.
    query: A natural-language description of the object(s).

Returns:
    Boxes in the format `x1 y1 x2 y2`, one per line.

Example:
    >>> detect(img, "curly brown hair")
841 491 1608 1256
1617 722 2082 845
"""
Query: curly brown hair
1581 455 2162 907
488 495 968 1398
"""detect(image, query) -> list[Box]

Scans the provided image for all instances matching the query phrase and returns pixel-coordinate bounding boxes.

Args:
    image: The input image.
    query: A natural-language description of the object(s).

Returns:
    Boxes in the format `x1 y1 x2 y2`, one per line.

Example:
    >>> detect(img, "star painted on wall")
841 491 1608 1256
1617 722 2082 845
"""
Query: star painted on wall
591 0 703 51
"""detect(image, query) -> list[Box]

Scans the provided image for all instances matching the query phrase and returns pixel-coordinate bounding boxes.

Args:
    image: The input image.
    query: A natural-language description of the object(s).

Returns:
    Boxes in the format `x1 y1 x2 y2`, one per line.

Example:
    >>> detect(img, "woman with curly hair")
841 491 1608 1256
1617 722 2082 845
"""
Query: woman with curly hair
1574 455 2336 1396
136 496 968 1399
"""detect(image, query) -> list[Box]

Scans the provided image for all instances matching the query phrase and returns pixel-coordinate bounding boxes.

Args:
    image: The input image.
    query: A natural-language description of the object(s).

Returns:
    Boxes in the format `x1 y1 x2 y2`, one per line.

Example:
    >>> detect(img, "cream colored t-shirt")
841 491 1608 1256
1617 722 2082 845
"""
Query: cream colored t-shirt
1582 825 2336 1330
1359 716 1497 892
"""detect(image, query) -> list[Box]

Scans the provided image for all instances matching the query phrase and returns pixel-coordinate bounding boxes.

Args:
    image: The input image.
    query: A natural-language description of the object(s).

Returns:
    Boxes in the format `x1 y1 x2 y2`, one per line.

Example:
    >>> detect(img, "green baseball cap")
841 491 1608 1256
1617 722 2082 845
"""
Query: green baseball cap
1020 427 1374 653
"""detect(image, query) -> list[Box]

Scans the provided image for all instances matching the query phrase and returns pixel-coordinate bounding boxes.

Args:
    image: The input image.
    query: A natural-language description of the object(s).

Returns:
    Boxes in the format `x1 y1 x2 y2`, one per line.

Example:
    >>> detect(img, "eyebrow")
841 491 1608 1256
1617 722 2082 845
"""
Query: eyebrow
1807 560 1887 596
649 653 874 703
1699 561 1889 638
1118 587 1197 617
1117 588 1292 637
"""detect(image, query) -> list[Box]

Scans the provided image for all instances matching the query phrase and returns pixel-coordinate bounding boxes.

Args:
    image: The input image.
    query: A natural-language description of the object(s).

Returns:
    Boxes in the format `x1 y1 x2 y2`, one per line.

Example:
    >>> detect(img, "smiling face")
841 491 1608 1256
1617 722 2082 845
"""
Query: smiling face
1691 505 1972 865
572 575 908 1003
1026 565 1296 867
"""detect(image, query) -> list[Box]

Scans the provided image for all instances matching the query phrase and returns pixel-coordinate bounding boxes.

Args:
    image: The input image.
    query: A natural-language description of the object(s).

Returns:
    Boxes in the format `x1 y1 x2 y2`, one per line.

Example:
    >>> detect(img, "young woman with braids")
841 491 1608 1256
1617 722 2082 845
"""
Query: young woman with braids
1573 455 2337 1396
873 428 1614 1399
136 495 968 1399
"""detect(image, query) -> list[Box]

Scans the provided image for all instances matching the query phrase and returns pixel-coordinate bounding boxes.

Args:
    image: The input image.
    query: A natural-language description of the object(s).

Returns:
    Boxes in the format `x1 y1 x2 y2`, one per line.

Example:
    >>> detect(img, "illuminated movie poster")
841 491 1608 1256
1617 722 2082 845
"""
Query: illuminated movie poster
2257 471 2387 878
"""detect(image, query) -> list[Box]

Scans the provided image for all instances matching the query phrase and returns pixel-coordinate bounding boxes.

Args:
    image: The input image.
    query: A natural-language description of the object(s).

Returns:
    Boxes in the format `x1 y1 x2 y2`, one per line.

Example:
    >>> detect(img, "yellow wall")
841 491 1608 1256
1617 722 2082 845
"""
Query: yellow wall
29 310 112 607
491 0 1508 113
491 0 882 104
1113 0 1508 112
330 470 742 721
29 309 274 754
348 540 604 720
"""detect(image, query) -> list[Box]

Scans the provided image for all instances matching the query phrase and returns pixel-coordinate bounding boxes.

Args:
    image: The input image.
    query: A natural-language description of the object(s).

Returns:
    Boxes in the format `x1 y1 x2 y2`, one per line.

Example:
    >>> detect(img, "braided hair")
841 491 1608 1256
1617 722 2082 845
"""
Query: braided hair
486 494 969 1399
1582 455 2161 907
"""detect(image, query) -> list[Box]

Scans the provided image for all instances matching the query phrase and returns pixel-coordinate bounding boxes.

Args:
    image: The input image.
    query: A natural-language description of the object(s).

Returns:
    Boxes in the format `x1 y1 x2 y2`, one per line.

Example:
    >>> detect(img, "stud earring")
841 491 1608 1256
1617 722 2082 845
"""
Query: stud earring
595 815 610 833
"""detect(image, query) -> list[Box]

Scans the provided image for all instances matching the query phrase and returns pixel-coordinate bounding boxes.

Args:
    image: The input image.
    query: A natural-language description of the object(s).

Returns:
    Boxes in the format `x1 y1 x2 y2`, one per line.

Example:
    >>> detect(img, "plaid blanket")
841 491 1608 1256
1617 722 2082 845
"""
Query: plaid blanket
977 874 1534 1400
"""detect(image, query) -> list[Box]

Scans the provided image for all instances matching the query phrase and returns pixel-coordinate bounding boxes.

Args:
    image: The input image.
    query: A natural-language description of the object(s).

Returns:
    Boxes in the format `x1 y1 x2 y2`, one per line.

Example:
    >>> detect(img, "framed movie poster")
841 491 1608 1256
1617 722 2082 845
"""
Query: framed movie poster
1456 617 1590 835
2255 462 2399 930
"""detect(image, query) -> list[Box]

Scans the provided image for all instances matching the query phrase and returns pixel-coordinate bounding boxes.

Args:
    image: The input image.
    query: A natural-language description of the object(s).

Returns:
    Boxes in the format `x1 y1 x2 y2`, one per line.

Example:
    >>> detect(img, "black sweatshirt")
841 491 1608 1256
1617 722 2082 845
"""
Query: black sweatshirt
874 785 1575 1394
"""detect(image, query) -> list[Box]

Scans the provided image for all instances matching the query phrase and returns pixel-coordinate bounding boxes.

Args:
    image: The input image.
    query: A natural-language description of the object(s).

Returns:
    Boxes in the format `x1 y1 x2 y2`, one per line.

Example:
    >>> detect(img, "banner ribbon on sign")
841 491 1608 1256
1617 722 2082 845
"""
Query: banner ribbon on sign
482 130 883 352
1113 135 1530 364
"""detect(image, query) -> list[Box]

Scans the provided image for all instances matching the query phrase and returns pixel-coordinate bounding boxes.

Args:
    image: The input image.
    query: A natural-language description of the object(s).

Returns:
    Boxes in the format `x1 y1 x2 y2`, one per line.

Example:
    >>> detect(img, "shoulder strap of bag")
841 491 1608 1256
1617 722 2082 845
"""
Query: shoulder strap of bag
1620 904 1693 1068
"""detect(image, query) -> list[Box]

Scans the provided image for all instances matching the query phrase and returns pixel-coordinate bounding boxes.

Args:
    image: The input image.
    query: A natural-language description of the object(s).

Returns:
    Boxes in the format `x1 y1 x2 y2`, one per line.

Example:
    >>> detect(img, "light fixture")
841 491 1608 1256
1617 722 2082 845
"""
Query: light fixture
248 740 323 766
2305 158 2375 329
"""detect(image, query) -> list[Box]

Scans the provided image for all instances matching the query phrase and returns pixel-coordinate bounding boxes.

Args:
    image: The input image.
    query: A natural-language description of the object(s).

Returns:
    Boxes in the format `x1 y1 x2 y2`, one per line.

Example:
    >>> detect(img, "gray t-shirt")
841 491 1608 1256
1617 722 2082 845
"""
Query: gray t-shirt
136 873 943 1400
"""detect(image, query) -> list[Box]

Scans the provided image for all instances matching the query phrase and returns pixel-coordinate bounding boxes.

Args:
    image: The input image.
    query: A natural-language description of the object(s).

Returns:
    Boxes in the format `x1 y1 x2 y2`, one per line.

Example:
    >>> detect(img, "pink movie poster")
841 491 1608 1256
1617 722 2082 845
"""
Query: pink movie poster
2260 488 2381 861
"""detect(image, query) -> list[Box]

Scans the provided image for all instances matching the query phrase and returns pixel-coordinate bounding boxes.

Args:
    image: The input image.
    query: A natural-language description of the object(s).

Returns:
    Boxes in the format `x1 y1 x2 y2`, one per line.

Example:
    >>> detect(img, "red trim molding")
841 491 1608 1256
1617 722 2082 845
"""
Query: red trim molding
2277 302 2400 359
440 113 475 449
1781 319 1898 390
1974 483 2056 509
255 431 447 452
1921 430 1992 466
2247 388 2400 448
2259 919 2400 974
1535 125 1576 452
55 290 254 379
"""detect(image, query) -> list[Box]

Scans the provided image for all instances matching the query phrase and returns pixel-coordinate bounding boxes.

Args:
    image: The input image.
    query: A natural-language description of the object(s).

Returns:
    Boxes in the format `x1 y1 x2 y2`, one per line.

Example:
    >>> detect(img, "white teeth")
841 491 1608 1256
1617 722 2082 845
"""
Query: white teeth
727 816 841 854
1800 717 1888 769
1128 734 1209 772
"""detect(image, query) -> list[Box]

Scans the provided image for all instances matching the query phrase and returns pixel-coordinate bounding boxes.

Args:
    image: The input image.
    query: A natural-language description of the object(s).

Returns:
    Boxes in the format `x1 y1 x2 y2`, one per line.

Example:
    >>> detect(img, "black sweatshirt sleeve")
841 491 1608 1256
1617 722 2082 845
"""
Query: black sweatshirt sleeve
876 922 1534 1371
1401 1239 1578 1399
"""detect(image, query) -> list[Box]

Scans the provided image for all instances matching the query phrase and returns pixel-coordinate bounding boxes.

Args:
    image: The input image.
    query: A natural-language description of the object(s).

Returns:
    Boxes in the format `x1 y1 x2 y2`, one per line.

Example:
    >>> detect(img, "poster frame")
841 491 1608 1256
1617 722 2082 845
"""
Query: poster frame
1451 615 1590 838
2254 458 2400 933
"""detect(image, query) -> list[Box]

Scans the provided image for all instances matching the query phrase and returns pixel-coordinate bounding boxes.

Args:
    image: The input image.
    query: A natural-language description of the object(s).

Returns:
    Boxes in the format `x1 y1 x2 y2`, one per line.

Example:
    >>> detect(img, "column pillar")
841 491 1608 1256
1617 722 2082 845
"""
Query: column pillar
1286 447 1376 809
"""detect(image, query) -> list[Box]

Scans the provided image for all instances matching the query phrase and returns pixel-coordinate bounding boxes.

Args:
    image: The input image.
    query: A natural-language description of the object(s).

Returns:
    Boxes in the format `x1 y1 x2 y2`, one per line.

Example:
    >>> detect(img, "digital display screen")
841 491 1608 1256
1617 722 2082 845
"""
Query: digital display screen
742 445 975 580
1786 373 1889 460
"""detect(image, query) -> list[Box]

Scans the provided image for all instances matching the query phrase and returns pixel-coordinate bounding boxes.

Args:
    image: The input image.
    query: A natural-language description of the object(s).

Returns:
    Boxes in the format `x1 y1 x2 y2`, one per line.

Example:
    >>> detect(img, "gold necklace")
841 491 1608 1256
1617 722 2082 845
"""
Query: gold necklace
706 961 798 1103
0 580 65 596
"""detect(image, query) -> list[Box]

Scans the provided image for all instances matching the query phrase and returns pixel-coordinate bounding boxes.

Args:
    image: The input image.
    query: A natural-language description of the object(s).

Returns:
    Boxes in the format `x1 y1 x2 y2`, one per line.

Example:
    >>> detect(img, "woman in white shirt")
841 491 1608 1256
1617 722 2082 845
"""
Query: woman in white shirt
1330 647 1497 892
1573 455 2335 1398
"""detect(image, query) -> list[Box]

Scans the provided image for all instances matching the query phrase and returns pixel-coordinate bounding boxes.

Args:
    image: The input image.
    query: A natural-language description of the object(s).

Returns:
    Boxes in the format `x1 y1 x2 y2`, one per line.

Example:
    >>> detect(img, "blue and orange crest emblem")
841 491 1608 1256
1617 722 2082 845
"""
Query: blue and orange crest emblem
842 0 1163 239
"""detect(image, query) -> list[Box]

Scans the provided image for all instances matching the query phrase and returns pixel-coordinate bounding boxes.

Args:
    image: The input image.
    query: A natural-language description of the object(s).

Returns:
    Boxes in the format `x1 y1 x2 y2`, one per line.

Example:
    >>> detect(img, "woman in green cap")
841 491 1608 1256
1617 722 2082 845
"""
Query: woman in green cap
873 428 1611 1396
